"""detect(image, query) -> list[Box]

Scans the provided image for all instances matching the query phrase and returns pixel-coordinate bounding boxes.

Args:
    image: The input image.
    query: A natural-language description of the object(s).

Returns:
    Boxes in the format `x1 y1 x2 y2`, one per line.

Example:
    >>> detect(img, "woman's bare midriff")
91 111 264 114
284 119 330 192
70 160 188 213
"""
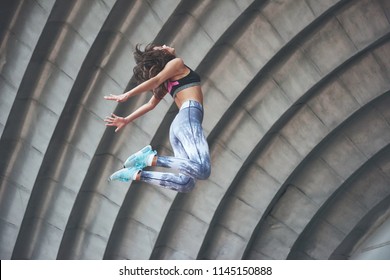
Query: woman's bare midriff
174 86 203 108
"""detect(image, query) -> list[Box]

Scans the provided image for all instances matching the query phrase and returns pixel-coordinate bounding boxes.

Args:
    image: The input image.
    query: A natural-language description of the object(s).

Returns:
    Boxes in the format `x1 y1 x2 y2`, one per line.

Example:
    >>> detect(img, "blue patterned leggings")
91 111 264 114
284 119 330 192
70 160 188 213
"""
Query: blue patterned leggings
140 100 211 192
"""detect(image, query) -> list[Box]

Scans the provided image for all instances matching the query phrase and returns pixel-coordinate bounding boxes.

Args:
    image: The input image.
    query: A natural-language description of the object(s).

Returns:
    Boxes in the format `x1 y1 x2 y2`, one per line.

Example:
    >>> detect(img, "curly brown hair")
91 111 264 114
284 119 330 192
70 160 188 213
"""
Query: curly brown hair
133 43 176 99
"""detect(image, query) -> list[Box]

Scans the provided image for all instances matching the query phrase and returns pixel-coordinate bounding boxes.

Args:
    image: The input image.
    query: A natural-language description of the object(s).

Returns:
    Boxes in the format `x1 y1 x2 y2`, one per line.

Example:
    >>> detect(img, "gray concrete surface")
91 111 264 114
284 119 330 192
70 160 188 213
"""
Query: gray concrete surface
0 0 389 260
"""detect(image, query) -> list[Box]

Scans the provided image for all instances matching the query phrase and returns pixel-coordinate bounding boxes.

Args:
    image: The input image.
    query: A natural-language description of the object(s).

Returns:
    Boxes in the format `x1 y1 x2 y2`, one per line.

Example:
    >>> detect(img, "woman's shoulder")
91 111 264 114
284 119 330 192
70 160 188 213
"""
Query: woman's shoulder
164 58 187 77
167 57 185 67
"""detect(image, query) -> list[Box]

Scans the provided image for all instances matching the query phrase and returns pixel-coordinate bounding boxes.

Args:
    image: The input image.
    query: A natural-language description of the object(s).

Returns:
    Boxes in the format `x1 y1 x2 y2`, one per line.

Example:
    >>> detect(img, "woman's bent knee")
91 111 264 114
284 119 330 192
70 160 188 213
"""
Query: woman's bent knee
199 163 211 180
179 177 196 193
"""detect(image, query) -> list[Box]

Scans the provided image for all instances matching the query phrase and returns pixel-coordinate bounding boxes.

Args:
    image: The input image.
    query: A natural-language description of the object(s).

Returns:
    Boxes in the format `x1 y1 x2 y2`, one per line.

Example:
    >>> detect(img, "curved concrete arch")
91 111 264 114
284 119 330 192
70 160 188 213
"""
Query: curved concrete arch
198 0 388 259
0 0 389 260
289 143 390 259
331 194 390 260
201 75 388 260
1 0 116 259
209 2 389 260
245 91 390 259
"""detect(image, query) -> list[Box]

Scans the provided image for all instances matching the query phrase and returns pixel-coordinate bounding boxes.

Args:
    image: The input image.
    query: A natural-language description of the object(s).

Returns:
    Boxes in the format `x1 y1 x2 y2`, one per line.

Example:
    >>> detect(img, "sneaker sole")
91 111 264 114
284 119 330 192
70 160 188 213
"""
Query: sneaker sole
109 170 131 182
123 145 152 168
109 167 139 182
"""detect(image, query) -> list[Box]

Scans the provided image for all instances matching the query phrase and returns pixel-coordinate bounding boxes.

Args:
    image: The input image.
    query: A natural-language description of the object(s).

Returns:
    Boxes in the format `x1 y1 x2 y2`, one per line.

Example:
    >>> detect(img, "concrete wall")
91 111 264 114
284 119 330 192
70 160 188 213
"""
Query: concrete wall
0 0 389 260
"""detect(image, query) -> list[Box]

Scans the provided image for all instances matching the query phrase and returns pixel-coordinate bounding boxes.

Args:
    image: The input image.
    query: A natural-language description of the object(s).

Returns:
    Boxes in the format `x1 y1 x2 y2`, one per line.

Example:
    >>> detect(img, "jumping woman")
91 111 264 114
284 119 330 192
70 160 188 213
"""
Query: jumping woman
104 44 211 193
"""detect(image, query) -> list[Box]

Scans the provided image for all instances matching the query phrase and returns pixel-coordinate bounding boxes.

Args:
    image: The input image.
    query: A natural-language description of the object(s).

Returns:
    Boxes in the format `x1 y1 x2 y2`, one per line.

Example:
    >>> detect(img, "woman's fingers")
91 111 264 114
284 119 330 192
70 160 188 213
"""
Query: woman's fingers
115 123 125 133
104 94 121 101
104 114 119 121
104 95 115 100
104 113 126 132
104 93 128 102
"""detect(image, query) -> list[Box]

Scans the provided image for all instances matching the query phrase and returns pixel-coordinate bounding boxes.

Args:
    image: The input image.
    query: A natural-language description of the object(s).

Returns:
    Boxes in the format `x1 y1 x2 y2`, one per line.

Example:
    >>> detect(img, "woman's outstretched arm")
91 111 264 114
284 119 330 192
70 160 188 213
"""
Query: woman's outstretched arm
103 58 184 103
104 95 162 132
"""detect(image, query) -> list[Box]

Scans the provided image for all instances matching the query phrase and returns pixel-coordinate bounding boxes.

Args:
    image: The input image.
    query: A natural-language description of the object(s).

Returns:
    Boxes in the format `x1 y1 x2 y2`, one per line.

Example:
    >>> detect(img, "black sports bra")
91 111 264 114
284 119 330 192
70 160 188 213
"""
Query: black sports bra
165 66 201 98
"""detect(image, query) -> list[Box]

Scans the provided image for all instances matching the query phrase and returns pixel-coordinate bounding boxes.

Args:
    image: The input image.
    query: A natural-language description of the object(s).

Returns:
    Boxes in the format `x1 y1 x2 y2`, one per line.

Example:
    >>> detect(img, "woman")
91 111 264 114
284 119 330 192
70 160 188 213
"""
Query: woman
104 44 211 193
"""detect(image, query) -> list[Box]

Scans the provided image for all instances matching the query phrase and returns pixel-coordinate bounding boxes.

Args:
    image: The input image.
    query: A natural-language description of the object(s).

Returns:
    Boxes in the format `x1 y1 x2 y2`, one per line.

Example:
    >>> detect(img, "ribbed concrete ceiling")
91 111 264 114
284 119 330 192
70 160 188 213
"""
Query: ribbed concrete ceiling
0 0 389 260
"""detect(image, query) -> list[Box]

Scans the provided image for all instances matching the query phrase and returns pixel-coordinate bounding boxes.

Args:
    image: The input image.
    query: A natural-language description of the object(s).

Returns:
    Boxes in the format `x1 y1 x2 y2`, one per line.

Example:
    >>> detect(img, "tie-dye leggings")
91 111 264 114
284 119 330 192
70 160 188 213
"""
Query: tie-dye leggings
140 100 211 192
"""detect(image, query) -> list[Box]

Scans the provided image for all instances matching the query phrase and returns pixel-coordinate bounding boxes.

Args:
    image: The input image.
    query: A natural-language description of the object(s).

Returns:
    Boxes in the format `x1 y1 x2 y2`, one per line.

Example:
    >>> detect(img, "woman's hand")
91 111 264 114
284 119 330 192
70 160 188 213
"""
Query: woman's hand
104 93 129 103
104 113 128 132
